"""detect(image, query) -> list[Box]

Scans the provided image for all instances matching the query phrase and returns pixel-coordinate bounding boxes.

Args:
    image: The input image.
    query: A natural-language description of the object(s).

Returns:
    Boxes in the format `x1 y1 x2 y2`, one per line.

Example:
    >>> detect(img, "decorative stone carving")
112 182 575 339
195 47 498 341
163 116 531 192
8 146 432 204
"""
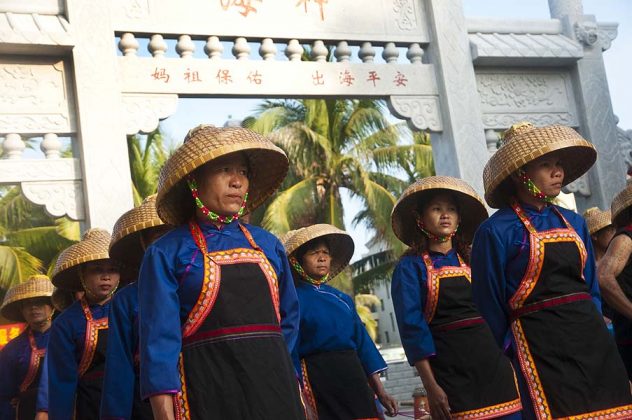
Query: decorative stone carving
123 0 150 19
615 117 632 173
476 71 578 129
393 0 418 31
0 59 75 133
0 158 81 183
122 93 179 135
40 133 62 158
563 175 591 197
574 21 618 51
574 21 599 46
388 96 442 131
597 22 618 51
2 133 25 159
21 180 85 220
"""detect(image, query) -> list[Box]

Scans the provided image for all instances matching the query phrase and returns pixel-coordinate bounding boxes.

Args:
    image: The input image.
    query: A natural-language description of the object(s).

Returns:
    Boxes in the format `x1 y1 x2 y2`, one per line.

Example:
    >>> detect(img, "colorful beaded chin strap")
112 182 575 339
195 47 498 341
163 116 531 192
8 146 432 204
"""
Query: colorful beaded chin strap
289 256 330 286
417 220 459 243
517 169 556 204
187 176 248 224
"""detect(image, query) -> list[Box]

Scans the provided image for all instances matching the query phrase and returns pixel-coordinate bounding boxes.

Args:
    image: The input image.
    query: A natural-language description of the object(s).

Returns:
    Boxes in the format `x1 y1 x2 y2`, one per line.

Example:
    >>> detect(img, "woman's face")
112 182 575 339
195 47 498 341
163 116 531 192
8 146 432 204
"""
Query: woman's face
301 241 331 279
81 260 121 301
522 153 565 197
418 193 460 238
194 153 249 217
20 298 53 327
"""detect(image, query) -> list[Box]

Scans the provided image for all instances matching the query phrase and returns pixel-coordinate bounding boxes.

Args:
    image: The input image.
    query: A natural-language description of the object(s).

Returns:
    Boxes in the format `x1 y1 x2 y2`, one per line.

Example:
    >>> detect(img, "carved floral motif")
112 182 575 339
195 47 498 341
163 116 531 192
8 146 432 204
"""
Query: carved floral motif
21 181 85 220
122 94 179 135
388 96 442 131
393 0 417 31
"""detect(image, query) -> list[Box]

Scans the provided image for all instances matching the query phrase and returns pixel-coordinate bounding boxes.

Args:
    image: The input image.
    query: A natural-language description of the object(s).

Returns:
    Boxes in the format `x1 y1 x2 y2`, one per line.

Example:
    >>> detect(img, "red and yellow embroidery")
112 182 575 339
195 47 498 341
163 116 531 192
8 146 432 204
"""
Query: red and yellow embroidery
452 397 522 420
78 298 108 377
300 359 319 420
421 252 470 323
509 201 611 420
18 330 46 392
175 222 282 420
174 353 191 420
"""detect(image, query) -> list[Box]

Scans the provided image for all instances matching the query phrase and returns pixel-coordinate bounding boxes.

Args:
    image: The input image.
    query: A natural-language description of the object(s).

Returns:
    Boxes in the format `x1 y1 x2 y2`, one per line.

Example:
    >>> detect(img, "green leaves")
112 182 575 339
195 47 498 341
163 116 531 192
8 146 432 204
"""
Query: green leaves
0 245 43 290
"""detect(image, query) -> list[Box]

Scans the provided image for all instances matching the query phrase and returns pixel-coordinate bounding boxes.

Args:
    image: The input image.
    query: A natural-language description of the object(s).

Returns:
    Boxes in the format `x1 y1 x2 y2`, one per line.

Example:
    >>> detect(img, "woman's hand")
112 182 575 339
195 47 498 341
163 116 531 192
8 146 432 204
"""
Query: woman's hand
426 382 451 420
377 391 398 417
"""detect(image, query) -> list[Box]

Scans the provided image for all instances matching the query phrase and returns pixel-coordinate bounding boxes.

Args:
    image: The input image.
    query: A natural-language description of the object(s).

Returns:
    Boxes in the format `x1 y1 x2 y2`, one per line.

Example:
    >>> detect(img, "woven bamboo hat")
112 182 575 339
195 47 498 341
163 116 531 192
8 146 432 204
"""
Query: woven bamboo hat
582 207 612 235
391 176 488 247
483 122 596 208
52 228 122 291
1 275 54 322
282 224 355 279
51 287 77 312
611 183 632 227
156 124 289 226
110 194 168 268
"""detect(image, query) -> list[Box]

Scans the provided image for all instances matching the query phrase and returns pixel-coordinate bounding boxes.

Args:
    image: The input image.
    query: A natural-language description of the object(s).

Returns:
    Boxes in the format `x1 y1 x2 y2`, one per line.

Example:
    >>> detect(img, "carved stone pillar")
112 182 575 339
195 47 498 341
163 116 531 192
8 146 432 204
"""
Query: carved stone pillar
66 0 134 230
423 0 488 195
549 0 625 211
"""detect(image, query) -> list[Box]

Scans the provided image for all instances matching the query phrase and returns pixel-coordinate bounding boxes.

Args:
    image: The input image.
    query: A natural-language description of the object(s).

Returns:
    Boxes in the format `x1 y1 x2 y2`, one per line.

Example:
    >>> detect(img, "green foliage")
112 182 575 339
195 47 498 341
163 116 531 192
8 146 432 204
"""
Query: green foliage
127 127 172 205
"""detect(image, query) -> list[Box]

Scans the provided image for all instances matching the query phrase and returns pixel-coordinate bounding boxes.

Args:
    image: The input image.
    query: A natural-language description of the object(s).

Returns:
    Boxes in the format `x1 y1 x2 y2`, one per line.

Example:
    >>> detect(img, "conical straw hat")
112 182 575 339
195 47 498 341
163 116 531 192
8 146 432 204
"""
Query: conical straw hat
51 228 121 291
282 224 354 279
156 125 289 226
582 207 612 235
110 194 168 268
1 275 54 322
483 122 596 208
391 176 488 247
611 183 632 228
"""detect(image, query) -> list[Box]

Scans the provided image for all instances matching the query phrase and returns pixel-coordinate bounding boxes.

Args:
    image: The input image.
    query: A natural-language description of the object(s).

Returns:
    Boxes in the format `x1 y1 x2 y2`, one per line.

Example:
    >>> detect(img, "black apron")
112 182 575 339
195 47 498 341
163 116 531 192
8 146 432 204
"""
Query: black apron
612 229 632 381
172 221 305 420
300 350 379 420
509 201 632 419
13 330 46 420
422 252 522 419
75 298 109 420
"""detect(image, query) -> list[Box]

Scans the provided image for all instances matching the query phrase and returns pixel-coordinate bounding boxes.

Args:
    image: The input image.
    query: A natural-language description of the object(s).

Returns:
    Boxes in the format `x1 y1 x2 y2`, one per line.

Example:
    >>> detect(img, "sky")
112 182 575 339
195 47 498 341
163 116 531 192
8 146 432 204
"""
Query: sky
160 0 632 261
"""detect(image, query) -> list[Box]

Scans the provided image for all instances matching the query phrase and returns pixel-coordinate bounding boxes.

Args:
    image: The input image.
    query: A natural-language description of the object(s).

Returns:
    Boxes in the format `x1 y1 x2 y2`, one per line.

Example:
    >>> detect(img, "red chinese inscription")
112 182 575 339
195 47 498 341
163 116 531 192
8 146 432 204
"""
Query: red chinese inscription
296 0 328 21
151 68 170 83
185 68 202 83
216 69 233 84
393 71 408 87
366 71 381 87
312 70 325 85
220 0 262 17
338 70 355 87
247 70 263 85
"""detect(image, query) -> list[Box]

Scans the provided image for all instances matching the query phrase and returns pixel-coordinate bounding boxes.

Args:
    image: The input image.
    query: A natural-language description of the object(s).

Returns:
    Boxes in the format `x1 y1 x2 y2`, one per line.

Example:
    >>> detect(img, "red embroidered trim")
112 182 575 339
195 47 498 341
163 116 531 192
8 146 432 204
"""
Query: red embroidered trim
421 252 471 323
182 324 281 345
18 330 46 393
182 222 280 338
431 317 484 332
509 201 590 419
452 397 522 419
510 292 591 321
174 353 190 420
78 297 108 377
300 359 319 420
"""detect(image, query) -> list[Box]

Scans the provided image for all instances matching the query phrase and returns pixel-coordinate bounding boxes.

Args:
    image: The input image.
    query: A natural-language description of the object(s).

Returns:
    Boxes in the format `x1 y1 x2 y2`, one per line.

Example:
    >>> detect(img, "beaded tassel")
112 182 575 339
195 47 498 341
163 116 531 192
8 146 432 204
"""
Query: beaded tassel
417 221 459 243
517 170 555 203
289 256 330 285
187 176 248 224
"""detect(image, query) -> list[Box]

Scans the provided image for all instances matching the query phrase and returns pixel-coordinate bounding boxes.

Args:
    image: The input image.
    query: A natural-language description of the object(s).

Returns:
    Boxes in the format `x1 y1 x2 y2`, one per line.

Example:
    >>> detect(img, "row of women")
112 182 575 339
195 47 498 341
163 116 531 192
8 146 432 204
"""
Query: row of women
2 121 632 420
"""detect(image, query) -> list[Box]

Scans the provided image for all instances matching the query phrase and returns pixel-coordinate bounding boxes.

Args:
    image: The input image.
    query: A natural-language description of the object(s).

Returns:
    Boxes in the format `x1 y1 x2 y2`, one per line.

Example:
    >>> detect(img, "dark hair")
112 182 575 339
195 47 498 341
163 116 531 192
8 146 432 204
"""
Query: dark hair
402 190 471 264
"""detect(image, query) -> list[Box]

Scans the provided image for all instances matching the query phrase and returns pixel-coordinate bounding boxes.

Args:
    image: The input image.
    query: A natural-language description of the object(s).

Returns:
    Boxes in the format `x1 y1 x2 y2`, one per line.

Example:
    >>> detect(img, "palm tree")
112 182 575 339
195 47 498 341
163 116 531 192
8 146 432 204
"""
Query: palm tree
0 186 79 298
127 127 171 205
355 293 381 342
244 99 403 242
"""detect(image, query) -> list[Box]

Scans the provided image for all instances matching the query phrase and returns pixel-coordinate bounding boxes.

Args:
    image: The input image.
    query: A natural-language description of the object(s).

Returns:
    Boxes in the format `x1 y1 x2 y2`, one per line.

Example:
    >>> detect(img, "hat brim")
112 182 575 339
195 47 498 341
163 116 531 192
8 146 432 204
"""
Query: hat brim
392 181 488 247
1 295 53 322
157 146 288 226
483 126 596 208
612 186 632 228
110 221 166 268
284 225 355 279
